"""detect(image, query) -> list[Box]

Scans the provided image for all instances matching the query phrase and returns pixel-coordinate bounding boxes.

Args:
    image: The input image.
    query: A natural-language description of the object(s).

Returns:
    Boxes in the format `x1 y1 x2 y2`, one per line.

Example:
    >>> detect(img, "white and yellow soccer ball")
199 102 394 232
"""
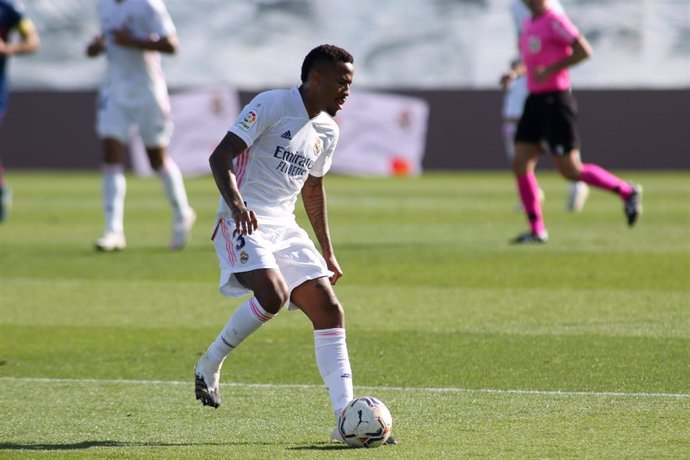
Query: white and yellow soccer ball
337 396 393 448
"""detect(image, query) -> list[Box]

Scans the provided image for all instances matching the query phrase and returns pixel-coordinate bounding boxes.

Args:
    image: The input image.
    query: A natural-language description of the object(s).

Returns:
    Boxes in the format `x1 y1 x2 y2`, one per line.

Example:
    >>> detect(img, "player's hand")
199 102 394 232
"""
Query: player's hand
0 38 10 56
499 70 516 89
534 65 552 82
86 36 105 56
232 206 258 235
112 28 135 47
325 254 343 285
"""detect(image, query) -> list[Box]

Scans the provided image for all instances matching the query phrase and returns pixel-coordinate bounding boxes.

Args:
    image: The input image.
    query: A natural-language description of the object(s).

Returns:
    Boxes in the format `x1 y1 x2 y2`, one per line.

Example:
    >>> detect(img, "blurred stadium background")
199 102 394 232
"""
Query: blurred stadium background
3 0 689 172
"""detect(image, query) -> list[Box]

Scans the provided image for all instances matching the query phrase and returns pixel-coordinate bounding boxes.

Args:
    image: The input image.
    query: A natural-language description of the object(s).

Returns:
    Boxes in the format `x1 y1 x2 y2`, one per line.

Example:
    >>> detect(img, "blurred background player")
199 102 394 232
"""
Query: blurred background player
193 44 396 445
0 0 39 222
86 0 195 251
501 0 589 213
503 0 642 243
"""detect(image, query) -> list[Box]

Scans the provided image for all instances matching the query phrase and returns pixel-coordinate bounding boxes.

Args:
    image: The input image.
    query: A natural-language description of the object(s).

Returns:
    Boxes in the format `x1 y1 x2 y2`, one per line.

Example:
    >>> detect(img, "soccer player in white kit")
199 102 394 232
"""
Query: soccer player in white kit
501 0 589 213
194 44 396 445
86 0 195 251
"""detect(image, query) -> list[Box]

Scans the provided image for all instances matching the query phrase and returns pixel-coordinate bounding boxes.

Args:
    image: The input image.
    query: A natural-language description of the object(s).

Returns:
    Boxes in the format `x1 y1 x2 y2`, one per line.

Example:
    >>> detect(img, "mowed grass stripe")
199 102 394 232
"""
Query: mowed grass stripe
1 376 688 399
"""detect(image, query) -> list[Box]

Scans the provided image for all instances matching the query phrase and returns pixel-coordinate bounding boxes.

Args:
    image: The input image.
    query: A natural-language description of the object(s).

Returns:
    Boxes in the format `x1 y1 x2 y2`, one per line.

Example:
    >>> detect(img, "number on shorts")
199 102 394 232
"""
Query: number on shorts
232 229 246 251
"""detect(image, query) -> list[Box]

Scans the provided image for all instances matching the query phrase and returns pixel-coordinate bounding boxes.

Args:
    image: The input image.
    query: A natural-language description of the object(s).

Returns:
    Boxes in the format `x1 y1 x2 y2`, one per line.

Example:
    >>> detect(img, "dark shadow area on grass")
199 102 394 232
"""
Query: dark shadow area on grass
0 440 240 451
287 443 352 451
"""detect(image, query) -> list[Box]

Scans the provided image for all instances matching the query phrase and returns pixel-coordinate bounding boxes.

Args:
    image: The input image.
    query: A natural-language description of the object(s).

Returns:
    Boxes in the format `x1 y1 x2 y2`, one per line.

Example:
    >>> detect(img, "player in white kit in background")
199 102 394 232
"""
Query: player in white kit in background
193 44 396 446
501 0 589 212
86 0 195 251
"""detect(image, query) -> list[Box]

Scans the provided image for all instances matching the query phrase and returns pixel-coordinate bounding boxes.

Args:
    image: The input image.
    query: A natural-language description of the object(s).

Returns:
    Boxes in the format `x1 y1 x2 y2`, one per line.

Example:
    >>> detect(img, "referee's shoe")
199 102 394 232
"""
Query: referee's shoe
624 184 643 227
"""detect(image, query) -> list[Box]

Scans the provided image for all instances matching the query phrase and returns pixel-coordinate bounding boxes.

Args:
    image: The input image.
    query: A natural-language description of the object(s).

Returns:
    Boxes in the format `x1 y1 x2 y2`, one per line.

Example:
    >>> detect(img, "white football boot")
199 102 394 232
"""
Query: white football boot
171 208 196 250
94 231 126 251
566 181 589 213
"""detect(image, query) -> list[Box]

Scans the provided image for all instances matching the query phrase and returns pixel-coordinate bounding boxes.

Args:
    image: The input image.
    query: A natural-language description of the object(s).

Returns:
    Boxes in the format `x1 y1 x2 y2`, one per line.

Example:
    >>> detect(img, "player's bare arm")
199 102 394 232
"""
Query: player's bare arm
500 61 526 88
0 18 39 56
301 174 343 284
209 131 258 235
111 28 178 54
535 36 592 81
86 35 106 57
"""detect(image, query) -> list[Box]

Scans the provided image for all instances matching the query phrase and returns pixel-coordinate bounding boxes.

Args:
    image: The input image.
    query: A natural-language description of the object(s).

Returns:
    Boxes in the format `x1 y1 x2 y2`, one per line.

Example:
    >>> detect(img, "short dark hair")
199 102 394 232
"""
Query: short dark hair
300 44 354 83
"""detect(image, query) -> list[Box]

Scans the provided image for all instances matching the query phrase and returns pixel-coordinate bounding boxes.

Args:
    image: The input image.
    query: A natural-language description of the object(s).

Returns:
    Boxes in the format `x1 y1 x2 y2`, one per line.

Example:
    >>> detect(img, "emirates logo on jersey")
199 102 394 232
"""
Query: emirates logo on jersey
273 145 314 177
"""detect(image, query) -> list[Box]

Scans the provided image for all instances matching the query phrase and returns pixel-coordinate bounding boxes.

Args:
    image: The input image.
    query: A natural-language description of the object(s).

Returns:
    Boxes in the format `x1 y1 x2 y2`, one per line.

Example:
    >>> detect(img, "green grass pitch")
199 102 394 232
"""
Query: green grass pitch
1 170 688 458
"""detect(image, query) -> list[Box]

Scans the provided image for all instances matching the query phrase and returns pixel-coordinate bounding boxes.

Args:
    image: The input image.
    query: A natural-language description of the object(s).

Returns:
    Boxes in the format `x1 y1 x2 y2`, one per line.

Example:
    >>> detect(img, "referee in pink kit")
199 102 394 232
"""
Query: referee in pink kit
502 0 642 243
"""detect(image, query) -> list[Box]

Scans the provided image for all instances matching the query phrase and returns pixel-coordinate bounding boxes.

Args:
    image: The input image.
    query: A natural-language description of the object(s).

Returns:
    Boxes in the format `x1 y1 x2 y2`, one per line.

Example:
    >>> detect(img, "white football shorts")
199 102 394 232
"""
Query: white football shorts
96 88 173 148
502 75 529 120
211 218 333 310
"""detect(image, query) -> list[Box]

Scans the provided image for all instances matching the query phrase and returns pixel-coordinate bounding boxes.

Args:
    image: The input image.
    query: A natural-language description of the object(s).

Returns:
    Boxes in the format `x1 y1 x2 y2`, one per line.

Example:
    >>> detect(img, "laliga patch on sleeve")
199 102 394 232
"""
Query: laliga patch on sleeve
237 109 258 131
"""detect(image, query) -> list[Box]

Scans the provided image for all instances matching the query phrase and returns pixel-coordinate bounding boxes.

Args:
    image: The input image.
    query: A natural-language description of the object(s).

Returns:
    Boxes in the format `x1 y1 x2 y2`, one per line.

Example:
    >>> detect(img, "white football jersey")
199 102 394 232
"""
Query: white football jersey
218 87 339 224
97 0 175 105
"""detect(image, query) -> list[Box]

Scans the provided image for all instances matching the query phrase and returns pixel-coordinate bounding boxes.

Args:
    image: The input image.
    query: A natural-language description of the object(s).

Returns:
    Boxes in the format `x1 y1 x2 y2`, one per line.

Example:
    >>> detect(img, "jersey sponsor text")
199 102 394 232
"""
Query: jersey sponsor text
273 145 314 177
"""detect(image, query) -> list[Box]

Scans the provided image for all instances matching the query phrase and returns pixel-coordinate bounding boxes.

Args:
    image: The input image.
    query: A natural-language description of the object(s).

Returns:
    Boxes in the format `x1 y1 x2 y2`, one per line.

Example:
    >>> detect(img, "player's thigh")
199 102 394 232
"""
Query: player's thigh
290 277 344 329
553 149 584 180
235 269 289 314
513 138 543 174
102 138 127 164
145 146 165 171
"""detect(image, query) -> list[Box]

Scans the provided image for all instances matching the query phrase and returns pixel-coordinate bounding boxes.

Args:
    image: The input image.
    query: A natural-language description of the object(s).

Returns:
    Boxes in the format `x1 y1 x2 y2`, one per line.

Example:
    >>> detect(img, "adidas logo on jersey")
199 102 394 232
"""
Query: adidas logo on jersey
281 130 292 140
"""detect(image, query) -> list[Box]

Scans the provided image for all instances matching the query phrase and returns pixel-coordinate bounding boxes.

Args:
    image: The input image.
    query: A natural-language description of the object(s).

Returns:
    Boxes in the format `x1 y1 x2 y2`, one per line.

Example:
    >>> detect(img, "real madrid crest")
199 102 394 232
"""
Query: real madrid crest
314 138 322 156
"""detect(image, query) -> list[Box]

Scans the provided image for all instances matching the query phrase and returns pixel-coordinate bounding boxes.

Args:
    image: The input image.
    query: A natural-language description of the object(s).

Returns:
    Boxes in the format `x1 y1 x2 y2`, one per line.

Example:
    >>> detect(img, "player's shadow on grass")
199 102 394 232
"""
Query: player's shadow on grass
0 441 234 451
287 443 351 451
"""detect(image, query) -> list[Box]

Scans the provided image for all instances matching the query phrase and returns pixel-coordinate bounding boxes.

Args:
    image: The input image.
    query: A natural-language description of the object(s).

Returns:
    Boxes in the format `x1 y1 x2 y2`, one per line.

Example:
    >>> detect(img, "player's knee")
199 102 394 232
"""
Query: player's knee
512 157 527 175
256 284 289 314
146 148 165 171
149 156 164 171
307 297 345 329
325 300 345 325
558 165 581 181
562 170 580 181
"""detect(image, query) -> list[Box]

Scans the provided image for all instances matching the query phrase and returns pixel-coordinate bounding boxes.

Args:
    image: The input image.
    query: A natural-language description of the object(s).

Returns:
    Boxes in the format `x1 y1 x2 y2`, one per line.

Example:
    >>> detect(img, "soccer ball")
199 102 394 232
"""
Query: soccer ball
337 396 393 448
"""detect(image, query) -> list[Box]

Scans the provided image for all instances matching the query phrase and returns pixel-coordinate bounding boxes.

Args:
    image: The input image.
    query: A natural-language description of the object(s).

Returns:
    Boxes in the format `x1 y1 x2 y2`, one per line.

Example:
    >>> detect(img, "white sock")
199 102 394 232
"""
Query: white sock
102 164 126 233
314 328 353 418
157 157 191 222
206 297 276 365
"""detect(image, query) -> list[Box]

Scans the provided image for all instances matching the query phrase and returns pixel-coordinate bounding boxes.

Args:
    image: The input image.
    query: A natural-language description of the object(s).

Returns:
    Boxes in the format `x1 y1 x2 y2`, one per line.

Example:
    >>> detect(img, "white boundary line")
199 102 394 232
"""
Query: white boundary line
1 376 688 399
